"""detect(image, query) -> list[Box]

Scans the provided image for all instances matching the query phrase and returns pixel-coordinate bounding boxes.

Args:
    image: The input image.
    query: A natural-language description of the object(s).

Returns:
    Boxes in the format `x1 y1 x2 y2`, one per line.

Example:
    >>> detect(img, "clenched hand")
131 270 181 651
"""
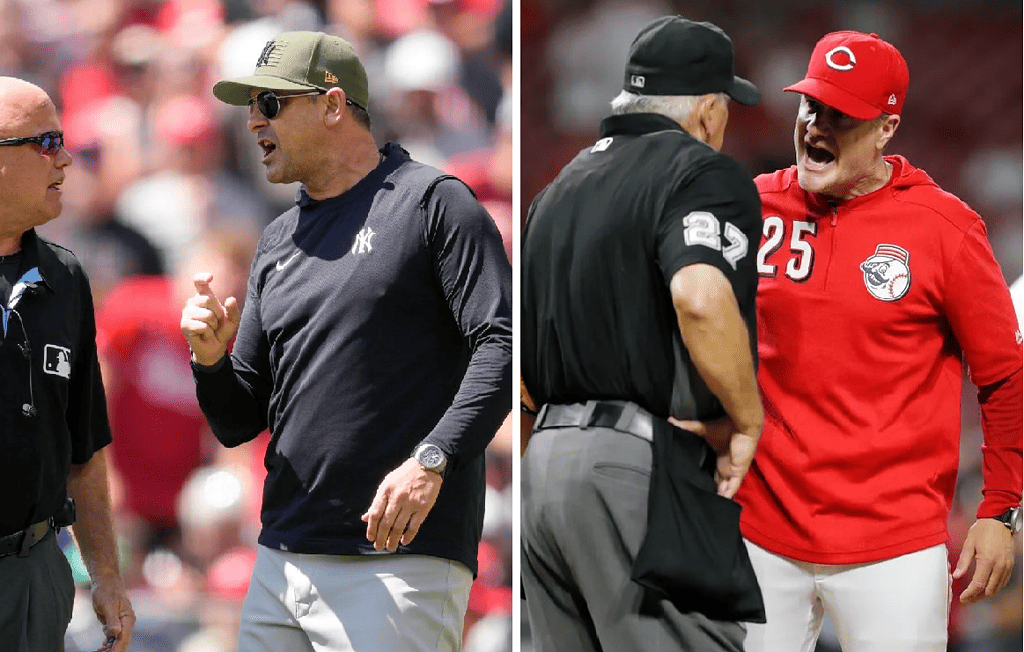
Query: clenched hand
89 574 134 652
180 273 241 366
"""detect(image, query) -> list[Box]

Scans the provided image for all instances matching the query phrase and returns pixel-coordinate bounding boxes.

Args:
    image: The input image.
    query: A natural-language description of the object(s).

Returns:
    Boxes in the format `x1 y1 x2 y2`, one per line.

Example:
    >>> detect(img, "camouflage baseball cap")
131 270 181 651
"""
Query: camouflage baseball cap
213 31 369 109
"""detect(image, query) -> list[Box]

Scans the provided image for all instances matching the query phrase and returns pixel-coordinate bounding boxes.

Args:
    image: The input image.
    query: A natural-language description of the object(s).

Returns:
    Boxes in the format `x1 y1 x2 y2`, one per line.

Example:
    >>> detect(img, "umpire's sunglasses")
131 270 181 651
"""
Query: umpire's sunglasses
0 131 64 156
249 90 358 120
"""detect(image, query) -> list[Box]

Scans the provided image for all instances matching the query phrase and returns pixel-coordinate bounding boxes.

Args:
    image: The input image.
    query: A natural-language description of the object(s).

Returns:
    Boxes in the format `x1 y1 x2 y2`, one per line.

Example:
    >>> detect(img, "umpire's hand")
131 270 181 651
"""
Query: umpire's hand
362 459 443 551
180 273 241 366
669 416 758 499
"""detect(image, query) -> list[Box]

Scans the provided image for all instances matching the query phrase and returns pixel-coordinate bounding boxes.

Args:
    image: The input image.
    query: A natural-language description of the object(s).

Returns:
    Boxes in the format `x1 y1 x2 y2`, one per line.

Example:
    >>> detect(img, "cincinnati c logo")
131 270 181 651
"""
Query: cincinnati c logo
825 46 856 71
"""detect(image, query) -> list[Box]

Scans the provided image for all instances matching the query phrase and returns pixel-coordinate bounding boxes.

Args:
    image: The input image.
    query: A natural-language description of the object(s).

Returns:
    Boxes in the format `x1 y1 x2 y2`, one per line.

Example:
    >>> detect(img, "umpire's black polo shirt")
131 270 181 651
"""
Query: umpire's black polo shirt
0 229 111 535
522 112 762 420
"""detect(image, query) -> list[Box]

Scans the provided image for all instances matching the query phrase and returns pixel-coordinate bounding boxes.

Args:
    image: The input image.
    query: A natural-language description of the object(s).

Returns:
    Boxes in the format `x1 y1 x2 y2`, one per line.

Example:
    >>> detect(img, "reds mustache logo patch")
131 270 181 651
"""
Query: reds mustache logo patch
860 244 911 301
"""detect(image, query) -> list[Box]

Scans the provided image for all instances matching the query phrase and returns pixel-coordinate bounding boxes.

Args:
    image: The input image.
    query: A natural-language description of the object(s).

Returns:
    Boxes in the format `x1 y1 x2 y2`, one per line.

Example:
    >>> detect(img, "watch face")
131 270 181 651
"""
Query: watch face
420 447 443 467
1012 508 1023 533
417 445 446 470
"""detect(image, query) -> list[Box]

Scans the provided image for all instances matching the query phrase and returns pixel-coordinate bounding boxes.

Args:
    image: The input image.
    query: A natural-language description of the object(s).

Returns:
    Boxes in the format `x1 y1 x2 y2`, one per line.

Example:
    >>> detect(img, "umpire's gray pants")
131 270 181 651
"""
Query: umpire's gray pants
521 426 746 652
0 529 75 652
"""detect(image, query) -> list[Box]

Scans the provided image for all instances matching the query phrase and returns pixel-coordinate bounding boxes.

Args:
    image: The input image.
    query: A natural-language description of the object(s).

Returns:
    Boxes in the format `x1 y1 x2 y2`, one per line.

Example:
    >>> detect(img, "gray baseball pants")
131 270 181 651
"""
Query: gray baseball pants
521 426 746 652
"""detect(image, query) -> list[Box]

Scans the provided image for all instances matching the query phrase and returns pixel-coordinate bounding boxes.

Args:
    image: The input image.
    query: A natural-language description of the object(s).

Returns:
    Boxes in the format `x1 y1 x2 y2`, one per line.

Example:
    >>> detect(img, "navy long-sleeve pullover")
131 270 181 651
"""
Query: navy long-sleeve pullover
193 144 512 573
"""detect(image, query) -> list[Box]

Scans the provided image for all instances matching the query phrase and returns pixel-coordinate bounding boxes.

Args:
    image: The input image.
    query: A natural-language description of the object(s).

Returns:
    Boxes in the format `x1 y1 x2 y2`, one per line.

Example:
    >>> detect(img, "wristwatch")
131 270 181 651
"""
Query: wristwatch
993 506 1023 534
412 443 448 479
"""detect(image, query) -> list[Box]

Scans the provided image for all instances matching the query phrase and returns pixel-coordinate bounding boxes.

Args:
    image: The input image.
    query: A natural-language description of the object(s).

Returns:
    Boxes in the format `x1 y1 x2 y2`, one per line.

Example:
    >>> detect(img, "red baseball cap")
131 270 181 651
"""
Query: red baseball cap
785 31 909 120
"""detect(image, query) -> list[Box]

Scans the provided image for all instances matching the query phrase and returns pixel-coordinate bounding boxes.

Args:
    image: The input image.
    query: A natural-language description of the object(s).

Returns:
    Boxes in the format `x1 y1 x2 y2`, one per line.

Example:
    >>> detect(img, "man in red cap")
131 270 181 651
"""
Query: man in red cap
734 31 1022 651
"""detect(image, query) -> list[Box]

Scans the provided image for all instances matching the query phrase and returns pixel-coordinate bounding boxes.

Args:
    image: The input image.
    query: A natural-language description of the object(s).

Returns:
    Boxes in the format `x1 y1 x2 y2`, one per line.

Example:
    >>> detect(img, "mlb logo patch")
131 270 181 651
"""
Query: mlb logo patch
44 344 71 378
630 75 645 88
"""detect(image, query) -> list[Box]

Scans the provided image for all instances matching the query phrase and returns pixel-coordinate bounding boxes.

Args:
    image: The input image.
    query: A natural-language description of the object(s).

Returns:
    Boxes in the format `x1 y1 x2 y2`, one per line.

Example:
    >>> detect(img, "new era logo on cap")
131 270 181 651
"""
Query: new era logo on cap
630 75 646 88
784 31 909 120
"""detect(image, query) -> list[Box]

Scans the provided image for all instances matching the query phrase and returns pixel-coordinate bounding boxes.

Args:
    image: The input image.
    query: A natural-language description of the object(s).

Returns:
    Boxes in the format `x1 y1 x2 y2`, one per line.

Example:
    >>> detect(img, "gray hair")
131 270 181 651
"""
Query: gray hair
610 90 727 125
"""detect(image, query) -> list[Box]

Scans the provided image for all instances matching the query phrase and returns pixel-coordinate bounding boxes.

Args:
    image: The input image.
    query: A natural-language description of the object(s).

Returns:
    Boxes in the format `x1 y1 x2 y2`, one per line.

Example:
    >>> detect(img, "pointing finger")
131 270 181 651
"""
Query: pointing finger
193 273 217 299
192 274 229 323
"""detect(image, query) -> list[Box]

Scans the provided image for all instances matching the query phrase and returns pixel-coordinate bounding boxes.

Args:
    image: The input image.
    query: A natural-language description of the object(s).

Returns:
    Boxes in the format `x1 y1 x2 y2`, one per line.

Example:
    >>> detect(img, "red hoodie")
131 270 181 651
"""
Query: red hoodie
737 155 1023 564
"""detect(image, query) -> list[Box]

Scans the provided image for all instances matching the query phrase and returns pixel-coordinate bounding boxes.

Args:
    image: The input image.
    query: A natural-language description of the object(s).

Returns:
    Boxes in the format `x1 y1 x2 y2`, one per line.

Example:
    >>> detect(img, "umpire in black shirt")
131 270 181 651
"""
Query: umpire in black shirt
0 76 134 651
521 16 765 651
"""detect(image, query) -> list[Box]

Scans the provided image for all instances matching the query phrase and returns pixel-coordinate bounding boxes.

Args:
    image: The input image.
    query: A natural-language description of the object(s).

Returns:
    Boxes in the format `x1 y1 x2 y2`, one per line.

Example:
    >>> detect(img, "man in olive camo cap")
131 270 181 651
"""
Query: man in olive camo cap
182 31 512 652
212 31 370 110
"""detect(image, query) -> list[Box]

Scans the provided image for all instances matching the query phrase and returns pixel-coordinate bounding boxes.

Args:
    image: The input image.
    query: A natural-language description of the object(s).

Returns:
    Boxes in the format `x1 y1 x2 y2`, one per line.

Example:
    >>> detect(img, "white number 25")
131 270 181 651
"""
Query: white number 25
682 211 748 271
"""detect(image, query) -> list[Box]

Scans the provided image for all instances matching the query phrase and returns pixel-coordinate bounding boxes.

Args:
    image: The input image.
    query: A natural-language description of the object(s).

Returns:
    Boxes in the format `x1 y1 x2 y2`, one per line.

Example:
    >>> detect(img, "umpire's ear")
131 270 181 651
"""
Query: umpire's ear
697 93 728 152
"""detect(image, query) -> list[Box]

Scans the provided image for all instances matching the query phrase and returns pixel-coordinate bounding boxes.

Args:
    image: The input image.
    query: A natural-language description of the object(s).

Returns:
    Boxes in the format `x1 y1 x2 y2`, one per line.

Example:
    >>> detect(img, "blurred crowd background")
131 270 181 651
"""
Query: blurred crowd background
0 0 513 650
1 0 1020 650
520 1 1021 651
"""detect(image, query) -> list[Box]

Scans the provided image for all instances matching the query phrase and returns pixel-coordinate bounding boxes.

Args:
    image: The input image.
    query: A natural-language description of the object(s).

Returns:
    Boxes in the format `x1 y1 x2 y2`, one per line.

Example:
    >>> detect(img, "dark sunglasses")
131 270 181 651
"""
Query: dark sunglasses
249 90 358 120
249 90 325 120
0 131 64 156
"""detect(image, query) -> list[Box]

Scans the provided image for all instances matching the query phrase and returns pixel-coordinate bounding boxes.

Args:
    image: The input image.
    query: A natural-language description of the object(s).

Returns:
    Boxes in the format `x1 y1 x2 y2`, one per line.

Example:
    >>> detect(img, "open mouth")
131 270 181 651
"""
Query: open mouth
258 139 277 160
805 142 835 167
48 180 63 191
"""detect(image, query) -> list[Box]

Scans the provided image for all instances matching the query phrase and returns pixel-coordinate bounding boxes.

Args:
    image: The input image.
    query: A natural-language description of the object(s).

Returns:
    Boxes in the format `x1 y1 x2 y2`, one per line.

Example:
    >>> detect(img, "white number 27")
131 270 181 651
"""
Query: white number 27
682 211 748 271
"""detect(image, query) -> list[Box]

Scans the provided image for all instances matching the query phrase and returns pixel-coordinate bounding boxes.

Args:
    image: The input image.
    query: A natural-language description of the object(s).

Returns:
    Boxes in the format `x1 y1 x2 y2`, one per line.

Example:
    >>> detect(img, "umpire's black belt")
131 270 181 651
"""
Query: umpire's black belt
534 400 654 443
0 518 52 558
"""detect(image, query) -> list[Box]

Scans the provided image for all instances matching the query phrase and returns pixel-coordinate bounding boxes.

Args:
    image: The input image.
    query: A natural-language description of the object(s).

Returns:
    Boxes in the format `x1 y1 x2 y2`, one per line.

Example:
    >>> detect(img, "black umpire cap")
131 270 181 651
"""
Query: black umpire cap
623 16 760 105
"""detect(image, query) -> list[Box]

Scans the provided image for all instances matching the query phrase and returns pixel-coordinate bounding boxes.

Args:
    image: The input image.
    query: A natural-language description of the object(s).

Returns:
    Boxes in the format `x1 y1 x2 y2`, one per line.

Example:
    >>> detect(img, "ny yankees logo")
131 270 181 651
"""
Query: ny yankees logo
256 40 278 68
352 227 375 254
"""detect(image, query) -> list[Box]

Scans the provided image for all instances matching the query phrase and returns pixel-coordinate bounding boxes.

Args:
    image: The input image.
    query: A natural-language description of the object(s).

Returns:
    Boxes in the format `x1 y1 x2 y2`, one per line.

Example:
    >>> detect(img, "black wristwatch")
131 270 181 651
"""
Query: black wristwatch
412 443 448 479
992 506 1023 534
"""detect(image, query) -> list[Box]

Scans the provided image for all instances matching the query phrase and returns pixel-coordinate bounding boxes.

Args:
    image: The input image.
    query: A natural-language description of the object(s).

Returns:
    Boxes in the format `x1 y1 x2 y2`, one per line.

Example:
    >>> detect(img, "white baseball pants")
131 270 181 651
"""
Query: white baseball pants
237 546 473 652
743 541 950 652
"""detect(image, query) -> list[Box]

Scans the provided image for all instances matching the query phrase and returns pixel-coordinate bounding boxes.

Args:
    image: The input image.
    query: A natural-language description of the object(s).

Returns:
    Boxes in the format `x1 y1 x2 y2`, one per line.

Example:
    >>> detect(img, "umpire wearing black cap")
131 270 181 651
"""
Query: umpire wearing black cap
521 16 765 651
